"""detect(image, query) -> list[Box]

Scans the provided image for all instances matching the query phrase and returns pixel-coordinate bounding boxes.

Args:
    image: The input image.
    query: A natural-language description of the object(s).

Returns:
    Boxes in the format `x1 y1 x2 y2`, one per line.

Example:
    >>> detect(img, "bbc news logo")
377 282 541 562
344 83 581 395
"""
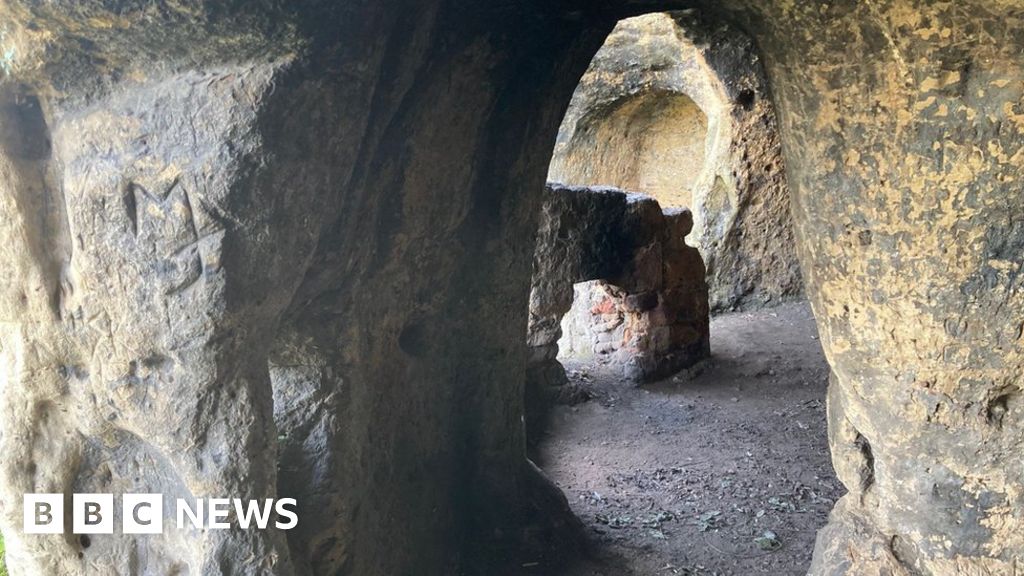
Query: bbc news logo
24 494 298 534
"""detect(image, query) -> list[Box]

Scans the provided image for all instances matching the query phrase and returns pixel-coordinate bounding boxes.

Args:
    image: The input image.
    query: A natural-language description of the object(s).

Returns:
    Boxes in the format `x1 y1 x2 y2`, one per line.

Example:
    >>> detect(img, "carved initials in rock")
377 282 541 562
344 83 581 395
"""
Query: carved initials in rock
124 178 224 296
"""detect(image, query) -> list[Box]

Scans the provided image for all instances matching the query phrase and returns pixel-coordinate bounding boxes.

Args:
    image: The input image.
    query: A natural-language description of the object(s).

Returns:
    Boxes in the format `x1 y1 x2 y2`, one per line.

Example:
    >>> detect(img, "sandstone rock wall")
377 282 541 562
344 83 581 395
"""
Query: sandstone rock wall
0 3 609 574
527 183 708 383
549 13 802 311
0 1 1021 575
728 3 1024 573
526 183 708 440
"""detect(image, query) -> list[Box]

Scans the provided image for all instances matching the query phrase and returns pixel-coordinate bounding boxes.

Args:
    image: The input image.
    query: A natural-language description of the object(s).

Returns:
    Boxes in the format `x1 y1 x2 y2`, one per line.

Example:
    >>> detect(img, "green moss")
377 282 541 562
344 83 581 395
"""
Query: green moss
0 527 7 576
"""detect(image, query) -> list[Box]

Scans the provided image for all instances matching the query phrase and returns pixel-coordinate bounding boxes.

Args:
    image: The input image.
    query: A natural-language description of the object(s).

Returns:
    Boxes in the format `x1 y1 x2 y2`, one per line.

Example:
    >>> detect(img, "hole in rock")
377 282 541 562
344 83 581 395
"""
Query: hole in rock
854 432 876 492
736 88 756 111
398 321 430 357
0 88 51 160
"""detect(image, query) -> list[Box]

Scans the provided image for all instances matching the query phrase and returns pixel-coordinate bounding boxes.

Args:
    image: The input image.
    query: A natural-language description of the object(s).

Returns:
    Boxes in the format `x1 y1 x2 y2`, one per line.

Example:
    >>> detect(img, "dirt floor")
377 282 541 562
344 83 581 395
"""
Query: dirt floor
532 301 845 576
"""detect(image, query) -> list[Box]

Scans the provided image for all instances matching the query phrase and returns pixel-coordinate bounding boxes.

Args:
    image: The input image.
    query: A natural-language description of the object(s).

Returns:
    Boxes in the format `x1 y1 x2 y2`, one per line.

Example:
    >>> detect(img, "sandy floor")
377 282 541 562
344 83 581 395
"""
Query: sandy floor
532 301 845 576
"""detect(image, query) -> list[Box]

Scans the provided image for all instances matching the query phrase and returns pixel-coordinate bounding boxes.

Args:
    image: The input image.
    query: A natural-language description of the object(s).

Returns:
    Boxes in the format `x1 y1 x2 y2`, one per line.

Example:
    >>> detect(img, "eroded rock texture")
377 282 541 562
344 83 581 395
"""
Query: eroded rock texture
743 3 1024 574
0 1 1022 575
549 13 801 311
0 64 327 575
525 184 709 436
0 3 598 574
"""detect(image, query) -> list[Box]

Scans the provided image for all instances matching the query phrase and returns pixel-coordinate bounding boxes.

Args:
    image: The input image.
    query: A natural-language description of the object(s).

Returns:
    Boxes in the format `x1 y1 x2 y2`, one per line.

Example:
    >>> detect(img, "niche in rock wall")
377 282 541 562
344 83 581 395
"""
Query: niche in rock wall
559 281 678 380
550 92 708 210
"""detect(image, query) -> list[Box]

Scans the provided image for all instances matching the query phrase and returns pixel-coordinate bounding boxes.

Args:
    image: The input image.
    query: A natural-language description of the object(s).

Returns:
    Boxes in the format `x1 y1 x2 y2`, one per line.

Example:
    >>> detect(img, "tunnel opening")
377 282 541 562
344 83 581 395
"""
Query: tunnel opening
524 12 841 575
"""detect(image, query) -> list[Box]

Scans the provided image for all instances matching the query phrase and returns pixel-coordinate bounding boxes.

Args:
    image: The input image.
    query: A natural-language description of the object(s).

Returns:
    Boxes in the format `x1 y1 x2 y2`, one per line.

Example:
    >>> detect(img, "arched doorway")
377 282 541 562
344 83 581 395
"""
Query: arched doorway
526 12 842 575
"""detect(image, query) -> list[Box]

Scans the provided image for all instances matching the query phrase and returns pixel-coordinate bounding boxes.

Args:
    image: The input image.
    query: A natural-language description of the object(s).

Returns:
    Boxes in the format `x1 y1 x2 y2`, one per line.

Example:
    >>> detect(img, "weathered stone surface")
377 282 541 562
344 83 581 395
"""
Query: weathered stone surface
0 1 1021 575
0 3 600 574
0 62 335 575
527 185 629 356
525 183 709 442
549 13 802 311
528 184 709 385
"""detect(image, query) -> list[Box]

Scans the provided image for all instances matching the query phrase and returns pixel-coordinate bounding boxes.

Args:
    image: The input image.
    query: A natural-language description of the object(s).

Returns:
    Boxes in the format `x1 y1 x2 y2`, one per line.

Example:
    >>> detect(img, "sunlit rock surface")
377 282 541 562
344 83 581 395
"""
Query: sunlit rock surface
549 13 801 311
0 1 1021 575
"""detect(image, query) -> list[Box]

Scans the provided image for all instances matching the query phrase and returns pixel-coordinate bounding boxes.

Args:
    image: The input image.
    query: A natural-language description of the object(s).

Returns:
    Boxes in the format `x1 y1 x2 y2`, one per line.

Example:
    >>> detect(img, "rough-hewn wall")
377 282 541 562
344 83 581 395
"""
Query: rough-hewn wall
525 183 709 438
0 3 607 574
528 184 709 382
728 3 1024 574
549 13 802 310
0 1 1021 575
